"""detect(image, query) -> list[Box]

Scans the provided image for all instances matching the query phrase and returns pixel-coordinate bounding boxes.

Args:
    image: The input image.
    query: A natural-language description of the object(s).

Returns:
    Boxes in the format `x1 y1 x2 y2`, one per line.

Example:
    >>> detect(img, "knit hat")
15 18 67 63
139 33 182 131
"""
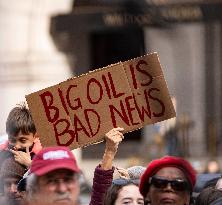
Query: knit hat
30 146 80 176
127 166 146 180
0 157 26 179
139 156 196 197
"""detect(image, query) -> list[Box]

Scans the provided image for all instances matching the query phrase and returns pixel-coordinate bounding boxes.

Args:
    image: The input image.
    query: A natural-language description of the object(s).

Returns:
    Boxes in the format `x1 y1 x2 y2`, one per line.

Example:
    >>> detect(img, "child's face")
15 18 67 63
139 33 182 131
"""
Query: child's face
8 131 36 151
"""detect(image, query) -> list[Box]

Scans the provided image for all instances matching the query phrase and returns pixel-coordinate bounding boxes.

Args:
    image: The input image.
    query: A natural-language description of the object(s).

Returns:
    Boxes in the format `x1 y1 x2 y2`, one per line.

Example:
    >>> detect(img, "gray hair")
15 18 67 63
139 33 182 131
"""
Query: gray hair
26 173 39 201
127 166 146 180
26 171 82 204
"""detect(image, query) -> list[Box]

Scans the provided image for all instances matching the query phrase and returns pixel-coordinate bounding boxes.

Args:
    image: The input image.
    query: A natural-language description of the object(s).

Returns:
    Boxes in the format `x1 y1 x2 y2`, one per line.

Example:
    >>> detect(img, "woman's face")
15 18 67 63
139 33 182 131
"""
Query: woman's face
115 184 144 205
146 167 190 205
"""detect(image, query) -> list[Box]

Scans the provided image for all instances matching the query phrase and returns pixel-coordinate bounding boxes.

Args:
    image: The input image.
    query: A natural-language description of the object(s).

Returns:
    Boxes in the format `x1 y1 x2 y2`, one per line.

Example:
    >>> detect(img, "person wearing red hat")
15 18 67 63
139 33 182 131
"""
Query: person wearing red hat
25 127 124 205
25 146 81 205
139 156 197 205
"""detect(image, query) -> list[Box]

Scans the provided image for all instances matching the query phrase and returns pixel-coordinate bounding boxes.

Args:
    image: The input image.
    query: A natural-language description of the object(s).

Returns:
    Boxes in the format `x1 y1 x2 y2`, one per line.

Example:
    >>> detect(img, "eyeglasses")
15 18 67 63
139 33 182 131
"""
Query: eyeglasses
112 178 140 186
42 174 79 188
149 176 190 192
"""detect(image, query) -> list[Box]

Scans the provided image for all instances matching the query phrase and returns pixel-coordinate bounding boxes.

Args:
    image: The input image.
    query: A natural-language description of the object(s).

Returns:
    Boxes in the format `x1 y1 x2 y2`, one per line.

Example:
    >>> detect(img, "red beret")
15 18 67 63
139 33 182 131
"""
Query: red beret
139 156 196 197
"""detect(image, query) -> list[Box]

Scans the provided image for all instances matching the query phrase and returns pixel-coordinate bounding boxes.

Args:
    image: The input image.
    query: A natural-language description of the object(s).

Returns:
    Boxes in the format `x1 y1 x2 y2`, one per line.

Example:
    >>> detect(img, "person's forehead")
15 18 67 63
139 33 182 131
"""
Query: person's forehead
42 169 76 178
155 167 186 179
118 184 142 198
3 176 20 183
16 132 35 139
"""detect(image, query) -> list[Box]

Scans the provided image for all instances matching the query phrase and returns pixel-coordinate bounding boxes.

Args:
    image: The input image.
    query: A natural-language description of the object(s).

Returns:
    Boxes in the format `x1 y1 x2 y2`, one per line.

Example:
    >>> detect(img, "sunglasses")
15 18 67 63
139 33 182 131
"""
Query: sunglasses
112 178 140 186
149 176 190 192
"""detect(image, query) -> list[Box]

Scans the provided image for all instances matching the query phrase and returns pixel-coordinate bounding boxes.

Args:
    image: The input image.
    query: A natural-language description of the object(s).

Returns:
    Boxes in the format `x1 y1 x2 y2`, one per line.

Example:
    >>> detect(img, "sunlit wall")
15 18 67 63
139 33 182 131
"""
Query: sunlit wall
0 0 73 135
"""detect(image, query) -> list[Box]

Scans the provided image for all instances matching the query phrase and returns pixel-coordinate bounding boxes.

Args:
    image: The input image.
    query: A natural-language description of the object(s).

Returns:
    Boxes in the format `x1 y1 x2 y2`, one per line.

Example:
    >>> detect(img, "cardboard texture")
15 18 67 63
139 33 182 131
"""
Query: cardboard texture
26 52 176 149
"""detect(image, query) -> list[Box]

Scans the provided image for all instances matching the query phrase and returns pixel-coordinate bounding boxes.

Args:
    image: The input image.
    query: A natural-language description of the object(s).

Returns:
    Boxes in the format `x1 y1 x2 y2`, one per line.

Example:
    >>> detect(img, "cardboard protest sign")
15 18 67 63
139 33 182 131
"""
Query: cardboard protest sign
26 52 176 149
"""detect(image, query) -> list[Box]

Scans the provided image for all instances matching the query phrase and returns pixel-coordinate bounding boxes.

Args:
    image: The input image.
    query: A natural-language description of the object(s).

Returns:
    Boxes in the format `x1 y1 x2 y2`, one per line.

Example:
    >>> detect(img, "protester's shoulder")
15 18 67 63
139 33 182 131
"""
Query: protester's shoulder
0 195 14 205
0 197 23 205
194 173 221 193
0 195 6 204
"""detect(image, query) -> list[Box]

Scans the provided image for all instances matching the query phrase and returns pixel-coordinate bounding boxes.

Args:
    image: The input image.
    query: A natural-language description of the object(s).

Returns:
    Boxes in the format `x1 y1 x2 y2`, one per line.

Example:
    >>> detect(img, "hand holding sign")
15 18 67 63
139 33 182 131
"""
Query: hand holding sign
101 127 124 170
105 127 124 154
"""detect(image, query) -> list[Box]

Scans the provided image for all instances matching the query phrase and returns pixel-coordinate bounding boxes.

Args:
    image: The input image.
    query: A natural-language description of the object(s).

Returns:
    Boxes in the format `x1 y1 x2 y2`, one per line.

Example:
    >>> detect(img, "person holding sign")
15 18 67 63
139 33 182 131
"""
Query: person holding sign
139 156 196 205
23 127 124 205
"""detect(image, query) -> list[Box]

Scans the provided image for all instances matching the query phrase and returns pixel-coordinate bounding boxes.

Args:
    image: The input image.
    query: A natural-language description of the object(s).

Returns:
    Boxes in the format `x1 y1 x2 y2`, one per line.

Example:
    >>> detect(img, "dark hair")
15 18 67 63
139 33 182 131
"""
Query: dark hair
195 186 222 205
6 103 36 140
103 179 142 205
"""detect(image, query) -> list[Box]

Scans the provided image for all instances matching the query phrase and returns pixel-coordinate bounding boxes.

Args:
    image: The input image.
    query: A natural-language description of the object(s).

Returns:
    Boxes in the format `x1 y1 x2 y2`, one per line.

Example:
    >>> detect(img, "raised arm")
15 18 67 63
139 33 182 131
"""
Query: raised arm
89 127 124 205
101 127 124 170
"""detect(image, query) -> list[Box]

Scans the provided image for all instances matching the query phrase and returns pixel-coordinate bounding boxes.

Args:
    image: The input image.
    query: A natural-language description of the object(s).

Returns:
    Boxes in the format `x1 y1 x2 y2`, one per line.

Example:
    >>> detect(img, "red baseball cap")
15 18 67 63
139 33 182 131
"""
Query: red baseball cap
30 146 80 176
139 156 196 197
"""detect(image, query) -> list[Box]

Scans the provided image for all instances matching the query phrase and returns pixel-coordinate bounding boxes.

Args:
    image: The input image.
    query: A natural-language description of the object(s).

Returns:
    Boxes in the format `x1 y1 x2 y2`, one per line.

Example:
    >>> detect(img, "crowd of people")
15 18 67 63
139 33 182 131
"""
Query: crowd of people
0 103 222 205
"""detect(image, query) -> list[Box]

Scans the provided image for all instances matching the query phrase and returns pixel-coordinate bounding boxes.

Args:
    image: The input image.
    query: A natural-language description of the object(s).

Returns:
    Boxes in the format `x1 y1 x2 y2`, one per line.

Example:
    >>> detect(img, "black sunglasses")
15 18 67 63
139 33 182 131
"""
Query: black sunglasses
149 176 190 192
112 178 140 186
